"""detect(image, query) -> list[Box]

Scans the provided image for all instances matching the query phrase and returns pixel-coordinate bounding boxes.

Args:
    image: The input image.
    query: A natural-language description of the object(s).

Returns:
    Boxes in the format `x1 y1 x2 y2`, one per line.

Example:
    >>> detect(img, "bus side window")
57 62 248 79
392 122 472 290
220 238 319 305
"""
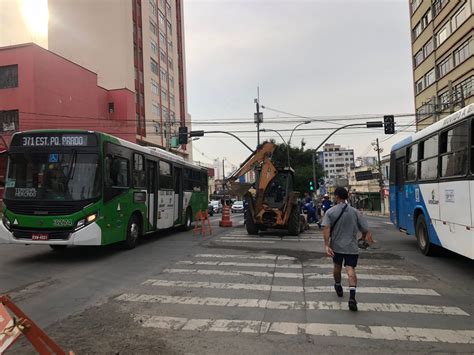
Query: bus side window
105 155 129 188
105 155 114 187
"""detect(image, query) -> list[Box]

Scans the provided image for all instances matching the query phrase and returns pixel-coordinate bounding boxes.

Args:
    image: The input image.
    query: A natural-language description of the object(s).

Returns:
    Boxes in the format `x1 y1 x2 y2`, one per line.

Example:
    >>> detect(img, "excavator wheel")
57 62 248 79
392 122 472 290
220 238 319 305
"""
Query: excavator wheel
287 204 300 236
246 215 259 235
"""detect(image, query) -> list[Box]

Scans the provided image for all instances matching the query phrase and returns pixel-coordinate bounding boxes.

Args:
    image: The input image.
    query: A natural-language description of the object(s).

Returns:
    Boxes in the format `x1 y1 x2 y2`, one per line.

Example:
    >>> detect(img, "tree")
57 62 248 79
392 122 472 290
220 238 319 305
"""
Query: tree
270 142 324 195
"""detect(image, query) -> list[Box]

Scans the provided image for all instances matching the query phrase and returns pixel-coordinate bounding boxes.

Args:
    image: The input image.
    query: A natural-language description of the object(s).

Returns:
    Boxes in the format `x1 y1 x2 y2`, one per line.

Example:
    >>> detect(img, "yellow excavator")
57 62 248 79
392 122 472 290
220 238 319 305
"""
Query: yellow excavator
226 141 302 235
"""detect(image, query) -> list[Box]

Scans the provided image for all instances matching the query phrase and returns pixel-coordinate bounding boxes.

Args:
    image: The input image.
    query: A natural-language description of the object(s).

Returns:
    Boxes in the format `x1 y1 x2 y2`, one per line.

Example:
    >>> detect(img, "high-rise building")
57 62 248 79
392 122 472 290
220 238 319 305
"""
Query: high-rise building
409 0 473 130
319 144 355 183
0 0 191 158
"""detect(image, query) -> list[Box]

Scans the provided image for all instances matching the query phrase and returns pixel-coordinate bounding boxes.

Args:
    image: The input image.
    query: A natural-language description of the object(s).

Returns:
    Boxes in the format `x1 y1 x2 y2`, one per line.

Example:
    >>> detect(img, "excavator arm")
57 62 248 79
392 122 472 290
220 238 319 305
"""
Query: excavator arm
226 142 277 183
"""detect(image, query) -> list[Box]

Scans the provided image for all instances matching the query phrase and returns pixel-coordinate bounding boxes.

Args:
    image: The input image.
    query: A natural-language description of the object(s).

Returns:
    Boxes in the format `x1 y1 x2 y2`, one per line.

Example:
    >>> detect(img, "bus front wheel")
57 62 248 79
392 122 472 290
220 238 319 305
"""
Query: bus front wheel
415 215 434 256
123 215 141 249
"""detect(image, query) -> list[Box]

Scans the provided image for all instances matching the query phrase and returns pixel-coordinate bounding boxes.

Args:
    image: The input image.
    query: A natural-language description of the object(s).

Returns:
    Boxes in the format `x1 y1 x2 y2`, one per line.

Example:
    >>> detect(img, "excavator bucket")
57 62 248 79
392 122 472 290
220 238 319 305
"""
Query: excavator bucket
229 182 253 196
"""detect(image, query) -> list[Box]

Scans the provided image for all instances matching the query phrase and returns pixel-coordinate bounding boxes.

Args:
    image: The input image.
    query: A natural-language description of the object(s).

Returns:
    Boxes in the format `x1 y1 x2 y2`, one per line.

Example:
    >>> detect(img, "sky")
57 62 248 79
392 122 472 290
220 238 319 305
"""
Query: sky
184 0 415 172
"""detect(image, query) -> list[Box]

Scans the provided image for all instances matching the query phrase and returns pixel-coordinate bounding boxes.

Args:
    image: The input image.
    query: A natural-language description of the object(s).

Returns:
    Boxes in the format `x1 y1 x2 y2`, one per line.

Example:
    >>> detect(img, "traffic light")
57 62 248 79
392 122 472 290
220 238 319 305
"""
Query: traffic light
309 179 315 192
384 115 395 134
178 126 188 144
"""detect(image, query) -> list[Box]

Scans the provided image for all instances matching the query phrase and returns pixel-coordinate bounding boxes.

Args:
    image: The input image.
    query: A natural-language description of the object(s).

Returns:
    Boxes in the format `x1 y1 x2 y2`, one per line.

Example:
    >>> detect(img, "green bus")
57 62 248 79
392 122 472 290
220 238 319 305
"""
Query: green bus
0 130 208 249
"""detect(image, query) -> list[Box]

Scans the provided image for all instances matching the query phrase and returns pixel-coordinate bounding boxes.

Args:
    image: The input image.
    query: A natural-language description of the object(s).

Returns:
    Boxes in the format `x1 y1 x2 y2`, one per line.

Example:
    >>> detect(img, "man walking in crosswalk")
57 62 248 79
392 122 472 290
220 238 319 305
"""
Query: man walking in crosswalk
322 187 371 311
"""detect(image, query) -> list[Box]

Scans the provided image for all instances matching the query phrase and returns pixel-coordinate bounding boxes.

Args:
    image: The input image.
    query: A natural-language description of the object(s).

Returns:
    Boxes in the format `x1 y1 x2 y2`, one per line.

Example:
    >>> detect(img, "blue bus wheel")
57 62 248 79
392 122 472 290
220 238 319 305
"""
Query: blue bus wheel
415 215 435 256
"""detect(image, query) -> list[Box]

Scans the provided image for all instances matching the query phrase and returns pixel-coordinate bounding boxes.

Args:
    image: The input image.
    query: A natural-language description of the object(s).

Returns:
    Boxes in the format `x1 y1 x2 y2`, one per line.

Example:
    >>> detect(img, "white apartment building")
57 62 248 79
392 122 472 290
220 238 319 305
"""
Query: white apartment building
321 143 355 182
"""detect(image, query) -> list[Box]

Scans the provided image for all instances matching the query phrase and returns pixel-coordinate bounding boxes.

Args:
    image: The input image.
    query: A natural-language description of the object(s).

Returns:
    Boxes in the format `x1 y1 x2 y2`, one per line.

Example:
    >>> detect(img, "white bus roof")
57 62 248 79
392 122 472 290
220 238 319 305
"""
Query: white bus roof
391 104 474 152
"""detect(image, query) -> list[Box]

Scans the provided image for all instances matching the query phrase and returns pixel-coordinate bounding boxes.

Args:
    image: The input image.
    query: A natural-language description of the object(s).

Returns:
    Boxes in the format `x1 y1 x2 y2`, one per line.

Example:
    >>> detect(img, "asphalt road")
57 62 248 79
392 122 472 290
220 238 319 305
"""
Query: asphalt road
1 213 473 354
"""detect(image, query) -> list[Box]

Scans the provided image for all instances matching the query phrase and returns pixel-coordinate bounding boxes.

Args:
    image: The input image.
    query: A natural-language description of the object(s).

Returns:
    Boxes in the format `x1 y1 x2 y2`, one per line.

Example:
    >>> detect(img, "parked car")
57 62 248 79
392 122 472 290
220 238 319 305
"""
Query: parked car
231 200 244 213
207 203 214 216
209 200 223 213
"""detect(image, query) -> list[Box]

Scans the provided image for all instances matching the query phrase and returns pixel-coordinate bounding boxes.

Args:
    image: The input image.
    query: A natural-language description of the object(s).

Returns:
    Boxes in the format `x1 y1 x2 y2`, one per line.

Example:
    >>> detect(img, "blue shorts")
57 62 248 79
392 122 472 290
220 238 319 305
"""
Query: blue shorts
333 252 358 268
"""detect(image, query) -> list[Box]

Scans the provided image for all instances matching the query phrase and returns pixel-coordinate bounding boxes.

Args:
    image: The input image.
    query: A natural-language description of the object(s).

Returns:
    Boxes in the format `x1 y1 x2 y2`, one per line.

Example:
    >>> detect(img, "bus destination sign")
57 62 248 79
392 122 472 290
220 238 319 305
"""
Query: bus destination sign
12 133 96 147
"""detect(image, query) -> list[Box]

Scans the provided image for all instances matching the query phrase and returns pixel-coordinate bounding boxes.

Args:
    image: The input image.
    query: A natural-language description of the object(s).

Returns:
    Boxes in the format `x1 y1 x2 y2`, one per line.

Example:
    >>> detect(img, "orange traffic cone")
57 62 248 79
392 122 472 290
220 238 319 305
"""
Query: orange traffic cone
219 205 233 227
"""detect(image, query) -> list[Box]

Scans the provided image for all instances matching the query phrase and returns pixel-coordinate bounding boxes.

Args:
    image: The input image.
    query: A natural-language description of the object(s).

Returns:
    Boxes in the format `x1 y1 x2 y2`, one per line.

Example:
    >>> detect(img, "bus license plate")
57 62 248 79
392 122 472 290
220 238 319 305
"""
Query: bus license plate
32 233 49 241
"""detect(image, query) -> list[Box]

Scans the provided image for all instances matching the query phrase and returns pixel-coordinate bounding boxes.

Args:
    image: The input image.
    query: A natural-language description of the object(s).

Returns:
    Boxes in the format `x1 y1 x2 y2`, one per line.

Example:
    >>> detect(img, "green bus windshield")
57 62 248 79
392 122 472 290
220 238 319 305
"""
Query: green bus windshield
5 152 101 201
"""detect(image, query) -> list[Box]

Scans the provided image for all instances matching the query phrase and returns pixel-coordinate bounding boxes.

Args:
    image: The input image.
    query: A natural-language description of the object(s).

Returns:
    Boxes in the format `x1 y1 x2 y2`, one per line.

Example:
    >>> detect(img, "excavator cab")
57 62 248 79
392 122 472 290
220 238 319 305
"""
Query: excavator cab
262 169 293 208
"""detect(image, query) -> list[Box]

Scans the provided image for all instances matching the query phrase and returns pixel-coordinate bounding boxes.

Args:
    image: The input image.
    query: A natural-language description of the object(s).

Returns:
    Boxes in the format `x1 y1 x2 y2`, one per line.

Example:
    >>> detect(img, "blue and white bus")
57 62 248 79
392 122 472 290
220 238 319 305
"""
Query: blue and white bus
389 104 474 259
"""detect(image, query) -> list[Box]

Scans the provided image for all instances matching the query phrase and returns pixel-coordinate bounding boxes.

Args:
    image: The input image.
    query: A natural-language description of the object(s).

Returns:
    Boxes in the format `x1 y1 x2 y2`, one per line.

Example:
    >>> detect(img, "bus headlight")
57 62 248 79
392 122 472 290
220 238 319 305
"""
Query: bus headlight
75 213 97 231
2 216 11 230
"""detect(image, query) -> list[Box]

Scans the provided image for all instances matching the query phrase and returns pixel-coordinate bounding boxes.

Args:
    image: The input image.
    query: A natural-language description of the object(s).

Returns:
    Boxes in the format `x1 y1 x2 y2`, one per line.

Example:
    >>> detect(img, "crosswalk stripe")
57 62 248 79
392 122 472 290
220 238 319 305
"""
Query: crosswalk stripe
194 254 296 261
176 260 396 271
142 279 440 296
163 268 417 281
177 260 395 271
220 237 323 242
176 261 301 269
217 240 276 244
117 293 467 315
133 315 474 344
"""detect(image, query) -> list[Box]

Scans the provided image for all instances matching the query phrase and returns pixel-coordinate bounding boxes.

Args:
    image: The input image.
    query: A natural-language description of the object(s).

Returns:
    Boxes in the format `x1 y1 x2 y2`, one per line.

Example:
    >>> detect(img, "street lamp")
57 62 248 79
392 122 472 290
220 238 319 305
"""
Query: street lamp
259 128 287 145
287 121 311 166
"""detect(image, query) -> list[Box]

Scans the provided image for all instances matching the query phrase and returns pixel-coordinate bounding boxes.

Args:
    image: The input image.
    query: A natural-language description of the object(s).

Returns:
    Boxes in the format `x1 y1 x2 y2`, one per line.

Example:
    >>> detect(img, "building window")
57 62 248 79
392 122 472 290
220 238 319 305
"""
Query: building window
0 65 18 89
437 56 453 78
160 68 167 82
413 22 422 39
436 23 450 46
151 79 159 94
152 102 160 115
411 0 422 14
421 9 432 29
415 78 424 94
159 48 166 62
151 40 158 55
423 38 434 57
169 75 174 87
424 69 435 88
149 19 157 35
162 106 168 120
453 40 471 66
451 6 469 32
166 20 172 34
161 88 167 102
170 93 175 106
150 58 158 74
0 110 18 132
166 2 171 15
168 57 173 70
159 31 165 43
158 11 165 26
168 40 173 52
433 0 449 17
149 0 157 16
414 50 423 67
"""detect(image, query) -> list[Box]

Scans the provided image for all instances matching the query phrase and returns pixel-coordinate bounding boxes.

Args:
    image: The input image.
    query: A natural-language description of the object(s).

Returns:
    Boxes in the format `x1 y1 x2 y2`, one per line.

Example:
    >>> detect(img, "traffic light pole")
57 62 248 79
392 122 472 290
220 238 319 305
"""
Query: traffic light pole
189 130 254 153
374 138 385 214
311 121 383 198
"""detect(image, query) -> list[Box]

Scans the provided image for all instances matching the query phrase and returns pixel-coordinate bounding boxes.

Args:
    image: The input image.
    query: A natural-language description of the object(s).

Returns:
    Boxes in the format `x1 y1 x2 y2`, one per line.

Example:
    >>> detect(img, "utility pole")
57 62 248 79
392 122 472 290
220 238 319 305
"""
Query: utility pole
312 152 317 198
254 87 262 147
374 138 385 214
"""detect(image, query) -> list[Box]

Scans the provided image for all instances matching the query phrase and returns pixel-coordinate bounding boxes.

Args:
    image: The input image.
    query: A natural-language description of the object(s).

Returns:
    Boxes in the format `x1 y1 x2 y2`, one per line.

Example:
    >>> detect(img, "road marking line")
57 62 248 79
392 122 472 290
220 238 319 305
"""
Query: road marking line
384 222 394 225
142 279 440 296
220 237 323 242
163 268 417 281
305 273 417 281
194 254 296 261
133 315 474 344
118 293 467 315
176 260 301 269
217 240 276 244
176 260 396 271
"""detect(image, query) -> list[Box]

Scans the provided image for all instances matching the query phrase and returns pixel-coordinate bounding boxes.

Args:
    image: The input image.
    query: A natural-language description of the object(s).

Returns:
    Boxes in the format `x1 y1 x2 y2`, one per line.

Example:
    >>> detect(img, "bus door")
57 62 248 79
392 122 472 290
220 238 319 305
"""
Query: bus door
147 160 158 230
395 157 407 229
174 167 183 225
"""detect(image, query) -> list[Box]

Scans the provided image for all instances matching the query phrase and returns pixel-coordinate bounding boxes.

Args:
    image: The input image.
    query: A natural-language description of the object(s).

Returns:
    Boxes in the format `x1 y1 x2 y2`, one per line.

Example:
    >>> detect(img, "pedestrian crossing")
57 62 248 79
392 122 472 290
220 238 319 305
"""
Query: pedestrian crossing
114 252 474 345
209 228 325 244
